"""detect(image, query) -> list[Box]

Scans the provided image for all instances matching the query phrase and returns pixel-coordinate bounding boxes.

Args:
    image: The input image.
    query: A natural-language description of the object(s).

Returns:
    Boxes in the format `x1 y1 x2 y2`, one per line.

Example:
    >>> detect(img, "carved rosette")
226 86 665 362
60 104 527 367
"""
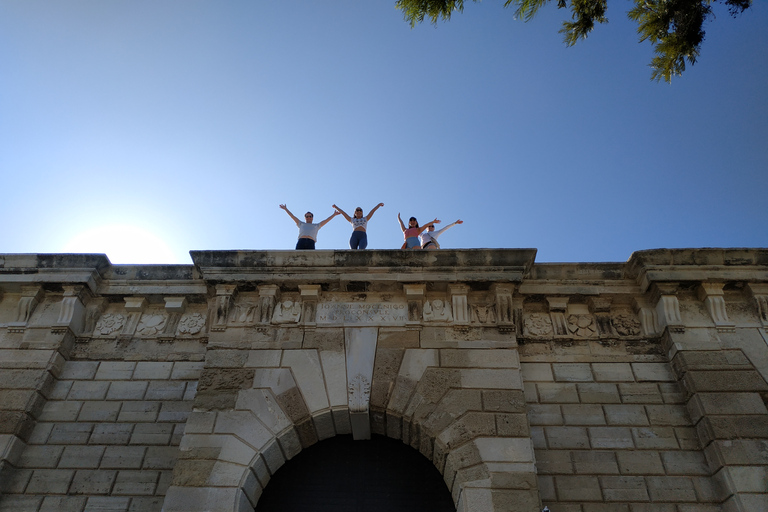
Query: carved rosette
612 312 642 337
348 373 371 413
178 313 206 335
136 314 167 337
524 313 554 337
94 314 126 336
567 314 597 338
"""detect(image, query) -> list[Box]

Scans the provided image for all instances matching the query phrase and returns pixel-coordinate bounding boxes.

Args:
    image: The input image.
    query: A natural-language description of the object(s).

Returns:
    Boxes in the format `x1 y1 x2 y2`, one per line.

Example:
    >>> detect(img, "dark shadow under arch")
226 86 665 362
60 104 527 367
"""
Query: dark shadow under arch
254 434 455 512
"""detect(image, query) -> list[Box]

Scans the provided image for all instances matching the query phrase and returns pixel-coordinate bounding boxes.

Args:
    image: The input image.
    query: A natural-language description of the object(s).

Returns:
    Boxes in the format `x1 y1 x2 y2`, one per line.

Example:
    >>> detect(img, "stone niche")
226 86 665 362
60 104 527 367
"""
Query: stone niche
0 248 767 512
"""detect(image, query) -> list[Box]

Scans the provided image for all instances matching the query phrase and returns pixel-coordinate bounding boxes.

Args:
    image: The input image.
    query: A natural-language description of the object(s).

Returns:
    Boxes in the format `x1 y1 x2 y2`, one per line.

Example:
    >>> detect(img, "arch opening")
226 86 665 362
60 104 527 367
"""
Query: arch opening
254 434 455 512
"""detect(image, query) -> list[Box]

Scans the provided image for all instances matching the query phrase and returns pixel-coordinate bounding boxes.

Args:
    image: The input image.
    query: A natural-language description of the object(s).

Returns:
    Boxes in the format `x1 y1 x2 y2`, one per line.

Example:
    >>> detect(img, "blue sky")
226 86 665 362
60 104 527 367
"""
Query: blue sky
1 0 766 264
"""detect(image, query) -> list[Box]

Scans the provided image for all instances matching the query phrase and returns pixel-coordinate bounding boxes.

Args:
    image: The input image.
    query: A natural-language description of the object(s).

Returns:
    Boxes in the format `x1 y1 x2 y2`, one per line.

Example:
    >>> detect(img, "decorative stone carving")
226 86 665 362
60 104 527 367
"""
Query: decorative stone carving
547 297 569 336
9 286 44 332
633 298 659 337
299 284 321 328
94 313 125 336
493 284 516 333
161 296 187 338
471 302 497 324
137 314 167 337
272 300 302 324
449 284 470 328
316 303 408 326
612 312 642 336
83 299 107 337
423 299 453 322
748 284 768 331
524 313 554 337
589 297 615 337
120 297 147 339
698 283 735 333
232 302 258 324
52 285 87 334
403 284 426 330
178 313 206 335
258 285 279 324
567 314 597 337
348 373 371 413
652 284 684 333
211 285 237 332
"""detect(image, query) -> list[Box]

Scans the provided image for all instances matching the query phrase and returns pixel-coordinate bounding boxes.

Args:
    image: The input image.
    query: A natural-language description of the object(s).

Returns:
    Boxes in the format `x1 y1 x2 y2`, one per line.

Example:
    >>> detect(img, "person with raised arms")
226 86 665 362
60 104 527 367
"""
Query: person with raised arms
279 204 339 250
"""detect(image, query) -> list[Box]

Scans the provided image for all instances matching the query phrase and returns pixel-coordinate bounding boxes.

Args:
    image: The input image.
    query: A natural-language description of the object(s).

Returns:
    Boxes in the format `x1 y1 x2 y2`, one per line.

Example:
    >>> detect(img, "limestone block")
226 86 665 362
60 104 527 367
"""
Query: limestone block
112 469 159 495
158 401 193 423
646 476 697 501
127 496 164 512
244 350 282 368
440 349 520 369
577 383 621 404
554 475 602 501
68 381 110 400
234 389 290 434
630 427 679 449
170 361 205 380
69 469 117 494
319 350 346 408
537 474 556 501
0 496 43 512
527 404 564 426
88 424 133 445
205 460 247 487
460 368 522 389
369 348 404 410
599 475 650 501
617 383 663 404
659 451 711 476
240 466 263 508
572 450 619 474
496 413 530 437
179 434 254 467
616 450 665 475
48 423 94 444
281 350 330 413
145 381 187 401
545 426 589 449
78 401 122 422
722 495 768 512
18 444 63 468
94 362 136 380
276 427 301 462
58 445 105 469
251 368 296 396
631 362 676 382
133 362 173 380
26 422 54 444
47 379 73 400
603 405 649 426
0 349 57 369
443 441 482 491
562 404 606 425
553 363 594 382
158 486 245 512
704 439 768 468
645 405 691 426
529 426 546 449
183 381 198 401
206 350 249 368
38 400 82 422
436 413 496 450
588 427 634 449
39 496 87 512
482 389 527 413
100 446 147 469
421 389 483 435
455 486 492 512
117 401 160 422
659 382 686 404
106 381 149 400
312 409 335 441
520 362 553 382
537 383 579 403
715 465 768 494
130 424 174 445
85 496 133 511
213 411 273 452
591 363 634 382
533 449 573 474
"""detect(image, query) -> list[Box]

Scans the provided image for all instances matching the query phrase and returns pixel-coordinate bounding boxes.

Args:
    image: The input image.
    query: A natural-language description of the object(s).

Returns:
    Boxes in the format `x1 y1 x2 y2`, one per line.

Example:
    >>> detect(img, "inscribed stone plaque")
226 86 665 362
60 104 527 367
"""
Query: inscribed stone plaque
316 303 408 326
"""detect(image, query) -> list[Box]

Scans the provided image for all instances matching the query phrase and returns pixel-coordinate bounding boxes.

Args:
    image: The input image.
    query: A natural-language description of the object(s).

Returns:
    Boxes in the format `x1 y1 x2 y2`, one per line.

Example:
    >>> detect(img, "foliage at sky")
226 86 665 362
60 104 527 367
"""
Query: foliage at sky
0 0 766 264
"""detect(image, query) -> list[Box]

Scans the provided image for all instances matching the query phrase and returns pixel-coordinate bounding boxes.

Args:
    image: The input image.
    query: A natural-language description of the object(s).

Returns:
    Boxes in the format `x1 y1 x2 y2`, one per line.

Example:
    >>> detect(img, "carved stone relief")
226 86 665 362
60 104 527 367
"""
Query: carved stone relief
612 312 642 336
471 302 497 324
348 373 371 413
178 313 206 335
137 314 167 337
94 313 125 336
272 300 302 324
423 299 453 322
524 313 554 337
567 314 597 338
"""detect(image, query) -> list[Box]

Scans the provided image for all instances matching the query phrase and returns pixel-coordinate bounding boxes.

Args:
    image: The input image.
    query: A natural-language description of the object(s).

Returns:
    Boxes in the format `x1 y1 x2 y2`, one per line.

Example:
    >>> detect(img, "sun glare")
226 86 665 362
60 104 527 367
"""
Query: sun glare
62 225 182 264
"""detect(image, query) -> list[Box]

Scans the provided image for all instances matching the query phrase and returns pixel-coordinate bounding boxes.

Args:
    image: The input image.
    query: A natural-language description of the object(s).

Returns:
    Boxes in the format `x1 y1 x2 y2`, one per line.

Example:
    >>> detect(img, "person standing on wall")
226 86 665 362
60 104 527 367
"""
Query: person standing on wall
279 204 339 250
420 219 463 249
332 202 385 249
398 213 439 249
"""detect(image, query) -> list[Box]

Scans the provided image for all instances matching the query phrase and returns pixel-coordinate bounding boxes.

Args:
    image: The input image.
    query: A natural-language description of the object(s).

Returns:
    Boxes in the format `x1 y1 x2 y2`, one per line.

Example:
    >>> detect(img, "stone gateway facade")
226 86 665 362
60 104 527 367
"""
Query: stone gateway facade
1 248 767 512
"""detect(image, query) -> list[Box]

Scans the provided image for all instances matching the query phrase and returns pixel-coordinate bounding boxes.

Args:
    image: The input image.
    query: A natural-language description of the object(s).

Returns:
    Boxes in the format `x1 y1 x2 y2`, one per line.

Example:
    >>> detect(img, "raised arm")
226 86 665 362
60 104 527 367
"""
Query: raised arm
279 204 301 226
416 218 441 235
432 219 463 237
365 202 384 221
332 204 352 223
318 210 340 229
397 212 406 232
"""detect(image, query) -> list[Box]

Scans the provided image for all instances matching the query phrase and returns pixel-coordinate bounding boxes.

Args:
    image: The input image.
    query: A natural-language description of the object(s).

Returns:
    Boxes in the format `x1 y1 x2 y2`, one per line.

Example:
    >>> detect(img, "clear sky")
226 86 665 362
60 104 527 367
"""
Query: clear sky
1 0 766 264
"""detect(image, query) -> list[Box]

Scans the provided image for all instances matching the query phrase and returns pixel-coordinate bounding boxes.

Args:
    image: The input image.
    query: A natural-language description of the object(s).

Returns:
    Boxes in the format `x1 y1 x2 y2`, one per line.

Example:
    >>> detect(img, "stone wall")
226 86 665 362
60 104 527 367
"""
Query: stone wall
0 249 766 512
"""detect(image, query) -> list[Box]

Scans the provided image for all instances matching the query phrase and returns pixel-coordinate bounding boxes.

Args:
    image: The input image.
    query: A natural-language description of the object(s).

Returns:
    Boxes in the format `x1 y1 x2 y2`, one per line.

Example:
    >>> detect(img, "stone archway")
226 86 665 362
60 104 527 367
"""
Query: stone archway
254 434 455 512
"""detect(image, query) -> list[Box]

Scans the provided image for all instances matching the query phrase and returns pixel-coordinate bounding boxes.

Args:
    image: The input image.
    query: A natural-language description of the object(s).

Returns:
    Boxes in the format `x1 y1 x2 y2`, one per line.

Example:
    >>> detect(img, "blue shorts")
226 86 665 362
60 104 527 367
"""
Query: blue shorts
350 231 368 250
405 236 420 249
296 238 316 250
